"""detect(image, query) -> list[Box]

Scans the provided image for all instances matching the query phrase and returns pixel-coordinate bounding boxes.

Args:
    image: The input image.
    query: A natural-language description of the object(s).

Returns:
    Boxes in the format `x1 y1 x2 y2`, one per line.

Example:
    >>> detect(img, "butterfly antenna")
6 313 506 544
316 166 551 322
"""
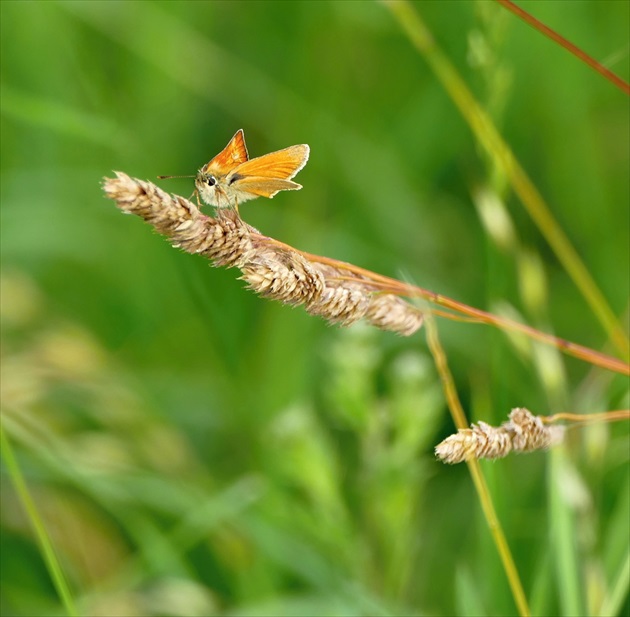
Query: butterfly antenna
157 174 195 180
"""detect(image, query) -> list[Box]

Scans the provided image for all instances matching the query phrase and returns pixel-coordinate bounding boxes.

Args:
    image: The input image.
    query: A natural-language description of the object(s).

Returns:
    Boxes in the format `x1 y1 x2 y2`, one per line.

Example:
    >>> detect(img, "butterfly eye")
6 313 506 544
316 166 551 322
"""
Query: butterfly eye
206 176 216 187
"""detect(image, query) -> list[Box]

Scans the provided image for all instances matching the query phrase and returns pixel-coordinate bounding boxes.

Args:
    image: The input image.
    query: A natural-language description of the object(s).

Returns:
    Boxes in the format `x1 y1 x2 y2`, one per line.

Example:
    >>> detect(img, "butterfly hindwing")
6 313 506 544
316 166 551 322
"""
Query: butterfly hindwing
233 177 302 199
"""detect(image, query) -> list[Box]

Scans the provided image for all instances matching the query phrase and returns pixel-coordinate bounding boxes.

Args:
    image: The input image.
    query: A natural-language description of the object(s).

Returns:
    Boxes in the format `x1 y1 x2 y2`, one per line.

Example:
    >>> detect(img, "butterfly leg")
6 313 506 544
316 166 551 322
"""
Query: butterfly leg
218 190 240 217
190 188 202 208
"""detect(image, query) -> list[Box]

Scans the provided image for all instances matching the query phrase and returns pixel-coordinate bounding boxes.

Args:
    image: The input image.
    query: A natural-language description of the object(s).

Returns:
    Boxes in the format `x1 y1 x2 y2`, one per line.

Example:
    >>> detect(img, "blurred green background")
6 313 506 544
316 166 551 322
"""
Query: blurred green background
1 1 628 616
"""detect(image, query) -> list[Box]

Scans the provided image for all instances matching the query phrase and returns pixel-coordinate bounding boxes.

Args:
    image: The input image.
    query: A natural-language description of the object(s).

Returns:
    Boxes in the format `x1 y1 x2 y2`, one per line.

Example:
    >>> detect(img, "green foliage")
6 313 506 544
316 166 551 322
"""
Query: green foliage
1 1 628 615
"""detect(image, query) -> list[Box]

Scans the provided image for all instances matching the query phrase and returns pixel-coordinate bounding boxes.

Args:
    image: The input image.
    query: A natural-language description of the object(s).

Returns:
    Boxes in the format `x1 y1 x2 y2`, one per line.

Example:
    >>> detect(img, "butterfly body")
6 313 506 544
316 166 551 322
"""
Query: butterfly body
193 129 309 209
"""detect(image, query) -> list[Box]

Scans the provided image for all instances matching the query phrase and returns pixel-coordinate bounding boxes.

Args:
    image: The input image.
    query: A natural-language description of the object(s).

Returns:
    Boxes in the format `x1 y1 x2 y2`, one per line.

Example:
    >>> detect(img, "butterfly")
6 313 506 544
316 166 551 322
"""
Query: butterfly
159 129 309 211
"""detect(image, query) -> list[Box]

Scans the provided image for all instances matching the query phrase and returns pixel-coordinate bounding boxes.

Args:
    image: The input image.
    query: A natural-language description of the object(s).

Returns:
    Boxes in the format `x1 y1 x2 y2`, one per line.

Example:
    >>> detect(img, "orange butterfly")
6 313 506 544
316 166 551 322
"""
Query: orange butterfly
159 129 309 211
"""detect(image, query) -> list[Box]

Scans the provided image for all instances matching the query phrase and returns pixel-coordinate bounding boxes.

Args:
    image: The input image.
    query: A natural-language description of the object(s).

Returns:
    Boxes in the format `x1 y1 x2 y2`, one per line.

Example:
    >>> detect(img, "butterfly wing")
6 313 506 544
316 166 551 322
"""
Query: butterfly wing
230 144 309 181
202 129 249 174
231 177 303 200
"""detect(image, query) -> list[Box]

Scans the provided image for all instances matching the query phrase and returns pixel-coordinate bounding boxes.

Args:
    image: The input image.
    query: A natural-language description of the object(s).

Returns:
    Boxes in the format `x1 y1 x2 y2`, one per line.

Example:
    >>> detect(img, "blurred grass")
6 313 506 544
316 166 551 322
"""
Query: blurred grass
1 1 629 616
387 0 628 358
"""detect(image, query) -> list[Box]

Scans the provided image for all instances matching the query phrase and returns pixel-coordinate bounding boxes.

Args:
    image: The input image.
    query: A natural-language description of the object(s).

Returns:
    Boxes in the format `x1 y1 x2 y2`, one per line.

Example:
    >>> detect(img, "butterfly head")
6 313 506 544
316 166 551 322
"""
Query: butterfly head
195 168 228 208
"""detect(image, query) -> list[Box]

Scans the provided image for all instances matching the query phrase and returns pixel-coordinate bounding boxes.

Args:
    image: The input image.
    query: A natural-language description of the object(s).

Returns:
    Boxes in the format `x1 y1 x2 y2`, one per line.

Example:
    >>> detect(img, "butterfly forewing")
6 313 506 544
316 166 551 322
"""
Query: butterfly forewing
202 129 249 174
231 144 309 180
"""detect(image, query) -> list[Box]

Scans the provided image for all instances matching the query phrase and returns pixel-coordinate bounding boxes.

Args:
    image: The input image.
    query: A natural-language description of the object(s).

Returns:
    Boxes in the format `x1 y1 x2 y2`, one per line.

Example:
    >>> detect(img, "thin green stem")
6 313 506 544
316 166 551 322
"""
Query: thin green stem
0 423 78 617
548 448 584 615
600 551 630 617
423 311 531 617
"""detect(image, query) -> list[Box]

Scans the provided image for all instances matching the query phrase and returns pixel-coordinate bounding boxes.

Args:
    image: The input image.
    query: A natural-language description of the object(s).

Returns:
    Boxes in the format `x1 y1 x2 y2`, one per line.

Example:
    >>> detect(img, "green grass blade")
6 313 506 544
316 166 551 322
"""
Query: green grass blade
0 424 79 617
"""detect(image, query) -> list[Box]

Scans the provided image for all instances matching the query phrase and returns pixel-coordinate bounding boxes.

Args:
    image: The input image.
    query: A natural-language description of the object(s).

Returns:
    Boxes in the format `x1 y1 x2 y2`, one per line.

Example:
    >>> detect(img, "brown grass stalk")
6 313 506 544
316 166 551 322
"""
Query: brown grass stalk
103 172 424 336
103 172 628 376
543 410 630 425
435 408 567 465
495 0 630 95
